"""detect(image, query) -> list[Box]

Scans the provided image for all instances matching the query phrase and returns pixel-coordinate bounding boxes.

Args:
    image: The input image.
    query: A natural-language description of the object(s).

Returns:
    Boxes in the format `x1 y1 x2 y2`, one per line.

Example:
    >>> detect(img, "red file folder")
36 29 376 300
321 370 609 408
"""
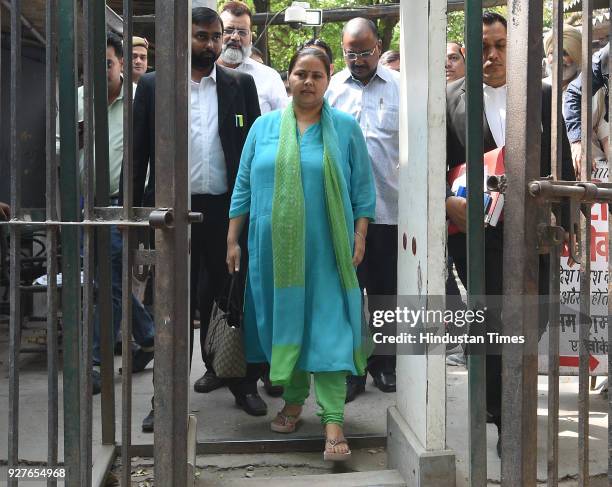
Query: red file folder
447 146 505 235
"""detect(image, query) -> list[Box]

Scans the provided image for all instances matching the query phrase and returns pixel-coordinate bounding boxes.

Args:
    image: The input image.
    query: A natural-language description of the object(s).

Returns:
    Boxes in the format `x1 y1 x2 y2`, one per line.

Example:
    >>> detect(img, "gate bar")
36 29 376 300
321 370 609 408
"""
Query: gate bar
8 0 22 485
578 2 593 486
608 3 612 483
57 0 82 483
154 0 191 484
547 2 564 485
80 0 97 484
502 1 543 485
120 2 135 486
45 0 59 484
92 0 116 446
464 1 487 485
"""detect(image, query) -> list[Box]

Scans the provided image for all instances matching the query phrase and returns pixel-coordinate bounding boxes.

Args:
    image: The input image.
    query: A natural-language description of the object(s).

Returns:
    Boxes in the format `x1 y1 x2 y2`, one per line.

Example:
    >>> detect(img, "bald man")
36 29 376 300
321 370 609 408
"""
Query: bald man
326 18 400 402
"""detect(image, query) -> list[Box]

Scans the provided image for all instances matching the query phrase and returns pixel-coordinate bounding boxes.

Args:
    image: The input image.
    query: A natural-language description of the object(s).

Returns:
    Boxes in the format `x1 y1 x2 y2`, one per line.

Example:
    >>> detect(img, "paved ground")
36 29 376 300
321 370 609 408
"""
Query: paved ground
0 327 609 486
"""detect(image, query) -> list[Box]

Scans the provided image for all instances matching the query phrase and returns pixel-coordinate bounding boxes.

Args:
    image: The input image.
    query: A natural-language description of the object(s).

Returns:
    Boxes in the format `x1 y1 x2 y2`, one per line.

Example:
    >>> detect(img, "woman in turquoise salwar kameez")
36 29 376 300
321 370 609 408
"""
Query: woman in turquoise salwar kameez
227 48 375 461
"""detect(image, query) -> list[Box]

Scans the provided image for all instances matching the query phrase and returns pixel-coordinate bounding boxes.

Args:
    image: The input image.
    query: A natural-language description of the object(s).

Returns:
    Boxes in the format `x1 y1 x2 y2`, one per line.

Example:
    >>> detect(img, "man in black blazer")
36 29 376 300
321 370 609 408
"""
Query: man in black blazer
133 7 266 432
445 12 574 457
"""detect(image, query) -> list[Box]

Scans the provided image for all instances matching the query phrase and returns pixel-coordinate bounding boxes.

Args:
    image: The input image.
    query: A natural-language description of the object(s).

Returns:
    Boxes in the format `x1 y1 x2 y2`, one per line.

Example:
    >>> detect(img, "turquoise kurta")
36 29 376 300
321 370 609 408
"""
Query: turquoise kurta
229 108 375 380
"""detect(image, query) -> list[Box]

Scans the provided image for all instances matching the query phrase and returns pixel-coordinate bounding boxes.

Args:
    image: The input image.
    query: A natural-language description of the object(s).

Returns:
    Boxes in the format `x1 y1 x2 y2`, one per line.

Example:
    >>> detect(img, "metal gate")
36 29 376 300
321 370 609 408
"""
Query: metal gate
462 0 612 485
3 0 612 486
3 0 193 485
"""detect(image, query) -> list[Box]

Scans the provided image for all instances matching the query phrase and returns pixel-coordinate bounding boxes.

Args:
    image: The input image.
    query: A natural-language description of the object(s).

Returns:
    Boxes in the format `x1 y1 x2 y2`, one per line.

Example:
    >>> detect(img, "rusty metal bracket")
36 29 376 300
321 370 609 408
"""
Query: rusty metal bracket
536 223 565 254
148 209 203 228
529 179 612 203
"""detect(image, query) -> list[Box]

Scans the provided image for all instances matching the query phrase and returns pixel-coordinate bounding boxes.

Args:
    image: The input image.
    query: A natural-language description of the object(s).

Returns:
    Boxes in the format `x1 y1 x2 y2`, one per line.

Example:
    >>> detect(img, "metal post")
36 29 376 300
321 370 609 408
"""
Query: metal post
547 2 563 486
45 0 60 484
502 1 542 485
93 0 115 446
121 2 134 486
80 0 96 484
464 1 486 485
608 5 612 484
58 0 82 484
578 2 593 486
8 1 22 485
154 0 191 485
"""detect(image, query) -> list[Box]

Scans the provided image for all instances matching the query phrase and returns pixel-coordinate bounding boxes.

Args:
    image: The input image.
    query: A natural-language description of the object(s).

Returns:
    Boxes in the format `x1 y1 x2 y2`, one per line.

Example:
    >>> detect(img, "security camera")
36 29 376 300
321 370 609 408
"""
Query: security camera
284 2 322 29
285 2 309 29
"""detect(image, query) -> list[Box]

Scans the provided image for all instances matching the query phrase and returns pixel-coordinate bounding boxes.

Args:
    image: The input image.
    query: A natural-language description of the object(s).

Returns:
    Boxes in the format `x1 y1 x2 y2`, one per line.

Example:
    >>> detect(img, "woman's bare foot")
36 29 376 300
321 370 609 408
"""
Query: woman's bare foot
270 403 303 433
324 423 350 455
281 403 302 417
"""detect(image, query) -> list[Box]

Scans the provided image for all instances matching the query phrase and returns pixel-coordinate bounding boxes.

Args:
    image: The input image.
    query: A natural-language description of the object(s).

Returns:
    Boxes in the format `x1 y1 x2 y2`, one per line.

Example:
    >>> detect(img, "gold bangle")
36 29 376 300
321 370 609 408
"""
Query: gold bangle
354 231 365 241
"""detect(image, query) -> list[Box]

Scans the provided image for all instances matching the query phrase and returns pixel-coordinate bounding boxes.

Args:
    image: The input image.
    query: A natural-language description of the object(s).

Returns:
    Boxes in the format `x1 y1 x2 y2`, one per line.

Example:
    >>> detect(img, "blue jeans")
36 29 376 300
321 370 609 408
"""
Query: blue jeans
92 225 155 365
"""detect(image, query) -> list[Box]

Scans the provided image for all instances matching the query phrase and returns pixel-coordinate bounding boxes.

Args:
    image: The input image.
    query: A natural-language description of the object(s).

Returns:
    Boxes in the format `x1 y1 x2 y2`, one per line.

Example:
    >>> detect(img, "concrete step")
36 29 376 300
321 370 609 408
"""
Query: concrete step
204 468 406 487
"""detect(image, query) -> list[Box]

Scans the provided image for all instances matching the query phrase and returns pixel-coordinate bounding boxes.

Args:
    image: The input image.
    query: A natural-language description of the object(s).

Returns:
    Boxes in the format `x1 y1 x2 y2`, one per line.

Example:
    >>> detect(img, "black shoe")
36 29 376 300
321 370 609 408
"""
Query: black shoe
371 370 396 392
118 348 154 374
114 341 123 355
92 369 101 395
345 375 366 403
235 393 268 416
262 372 284 397
142 409 154 433
194 371 225 393
132 349 154 373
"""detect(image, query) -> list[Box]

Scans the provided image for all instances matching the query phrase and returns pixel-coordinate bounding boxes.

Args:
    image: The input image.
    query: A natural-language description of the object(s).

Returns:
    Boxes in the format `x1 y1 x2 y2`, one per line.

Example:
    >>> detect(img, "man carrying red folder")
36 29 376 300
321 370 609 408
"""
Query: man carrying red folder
444 12 574 458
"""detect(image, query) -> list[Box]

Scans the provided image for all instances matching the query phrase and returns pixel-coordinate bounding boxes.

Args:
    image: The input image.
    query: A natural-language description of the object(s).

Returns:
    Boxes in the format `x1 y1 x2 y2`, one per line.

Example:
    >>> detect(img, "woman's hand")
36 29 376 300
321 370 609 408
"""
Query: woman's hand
353 232 365 267
226 241 241 274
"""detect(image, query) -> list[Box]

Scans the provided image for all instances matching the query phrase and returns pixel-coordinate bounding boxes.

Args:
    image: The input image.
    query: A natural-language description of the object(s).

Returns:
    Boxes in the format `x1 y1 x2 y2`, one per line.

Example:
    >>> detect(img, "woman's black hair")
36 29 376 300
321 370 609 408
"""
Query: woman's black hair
299 38 333 65
288 47 331 78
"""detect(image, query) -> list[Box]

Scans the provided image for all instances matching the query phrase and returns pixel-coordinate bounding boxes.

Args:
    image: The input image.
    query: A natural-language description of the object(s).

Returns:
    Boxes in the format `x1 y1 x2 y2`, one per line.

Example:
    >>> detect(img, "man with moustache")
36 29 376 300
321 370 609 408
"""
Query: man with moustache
217 1 287 113
326 18 400 403
445 12 574 457
133 7 265 432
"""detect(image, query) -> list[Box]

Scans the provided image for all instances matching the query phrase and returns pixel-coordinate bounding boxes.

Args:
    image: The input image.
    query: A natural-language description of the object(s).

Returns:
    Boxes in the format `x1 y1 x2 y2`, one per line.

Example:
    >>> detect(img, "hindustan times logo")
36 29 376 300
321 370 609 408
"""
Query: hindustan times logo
371 307 486 328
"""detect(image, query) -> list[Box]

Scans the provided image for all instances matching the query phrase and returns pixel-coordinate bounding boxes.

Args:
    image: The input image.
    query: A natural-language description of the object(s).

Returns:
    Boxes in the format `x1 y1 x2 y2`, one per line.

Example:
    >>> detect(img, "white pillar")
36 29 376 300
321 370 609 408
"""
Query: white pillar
386 0 455 485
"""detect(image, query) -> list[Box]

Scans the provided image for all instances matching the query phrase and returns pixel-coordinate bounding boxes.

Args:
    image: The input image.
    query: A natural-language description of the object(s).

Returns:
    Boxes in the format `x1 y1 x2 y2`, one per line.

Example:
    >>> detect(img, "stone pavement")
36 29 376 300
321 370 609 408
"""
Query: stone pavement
0 329 609 486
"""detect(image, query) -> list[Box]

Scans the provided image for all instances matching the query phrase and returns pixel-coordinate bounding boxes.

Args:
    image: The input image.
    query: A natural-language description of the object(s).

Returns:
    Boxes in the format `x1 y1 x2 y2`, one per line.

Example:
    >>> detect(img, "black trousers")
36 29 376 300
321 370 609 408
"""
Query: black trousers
190 193 261 395
449 225 549 425
357 224 398 374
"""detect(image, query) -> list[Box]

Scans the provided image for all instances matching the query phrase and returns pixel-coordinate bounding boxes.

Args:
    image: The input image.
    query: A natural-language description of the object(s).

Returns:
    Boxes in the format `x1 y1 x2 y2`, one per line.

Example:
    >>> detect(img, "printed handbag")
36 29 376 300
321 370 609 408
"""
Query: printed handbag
203 276 247 378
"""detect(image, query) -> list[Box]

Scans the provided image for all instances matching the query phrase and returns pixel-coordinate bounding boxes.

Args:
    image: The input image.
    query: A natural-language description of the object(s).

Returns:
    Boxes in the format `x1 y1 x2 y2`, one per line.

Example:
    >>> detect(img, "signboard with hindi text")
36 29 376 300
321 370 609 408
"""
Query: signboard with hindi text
538 160 609 376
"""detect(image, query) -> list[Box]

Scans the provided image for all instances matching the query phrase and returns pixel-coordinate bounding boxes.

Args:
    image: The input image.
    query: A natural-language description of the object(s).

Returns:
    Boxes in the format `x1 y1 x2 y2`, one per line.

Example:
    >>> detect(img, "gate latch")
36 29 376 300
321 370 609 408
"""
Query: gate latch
149 209 203 228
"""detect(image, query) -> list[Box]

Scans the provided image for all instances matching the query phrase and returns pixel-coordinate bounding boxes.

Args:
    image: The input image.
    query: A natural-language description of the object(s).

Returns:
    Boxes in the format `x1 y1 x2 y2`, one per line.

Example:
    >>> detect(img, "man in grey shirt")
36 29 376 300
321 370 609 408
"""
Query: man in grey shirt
326 18 400 403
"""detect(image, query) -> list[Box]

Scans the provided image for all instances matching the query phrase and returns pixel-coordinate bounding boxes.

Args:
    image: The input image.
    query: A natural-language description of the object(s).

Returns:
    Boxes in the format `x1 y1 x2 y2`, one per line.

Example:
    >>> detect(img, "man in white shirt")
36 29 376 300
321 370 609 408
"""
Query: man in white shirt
217 1 288 113
445 12 574 458
133 8 266 431
326 18 400 403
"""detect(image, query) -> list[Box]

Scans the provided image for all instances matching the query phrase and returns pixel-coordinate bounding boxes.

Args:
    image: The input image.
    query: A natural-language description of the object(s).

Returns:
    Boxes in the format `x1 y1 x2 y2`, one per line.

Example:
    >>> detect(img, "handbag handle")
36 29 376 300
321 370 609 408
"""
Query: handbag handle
225 274 236 305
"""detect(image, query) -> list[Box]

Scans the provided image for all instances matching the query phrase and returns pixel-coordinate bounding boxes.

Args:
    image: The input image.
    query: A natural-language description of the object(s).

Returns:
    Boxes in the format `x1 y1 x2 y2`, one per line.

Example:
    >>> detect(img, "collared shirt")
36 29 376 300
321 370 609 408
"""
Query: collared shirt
483 84 507 147
236 57 288 113
55 81 134 198
326 65 400 225
190 65 228 195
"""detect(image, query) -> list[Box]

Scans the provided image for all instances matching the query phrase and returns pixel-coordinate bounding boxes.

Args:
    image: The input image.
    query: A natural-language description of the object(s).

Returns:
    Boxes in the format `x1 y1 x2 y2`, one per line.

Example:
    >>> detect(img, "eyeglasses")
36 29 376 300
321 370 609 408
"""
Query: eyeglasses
223 28 250 38
343 46 377 61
